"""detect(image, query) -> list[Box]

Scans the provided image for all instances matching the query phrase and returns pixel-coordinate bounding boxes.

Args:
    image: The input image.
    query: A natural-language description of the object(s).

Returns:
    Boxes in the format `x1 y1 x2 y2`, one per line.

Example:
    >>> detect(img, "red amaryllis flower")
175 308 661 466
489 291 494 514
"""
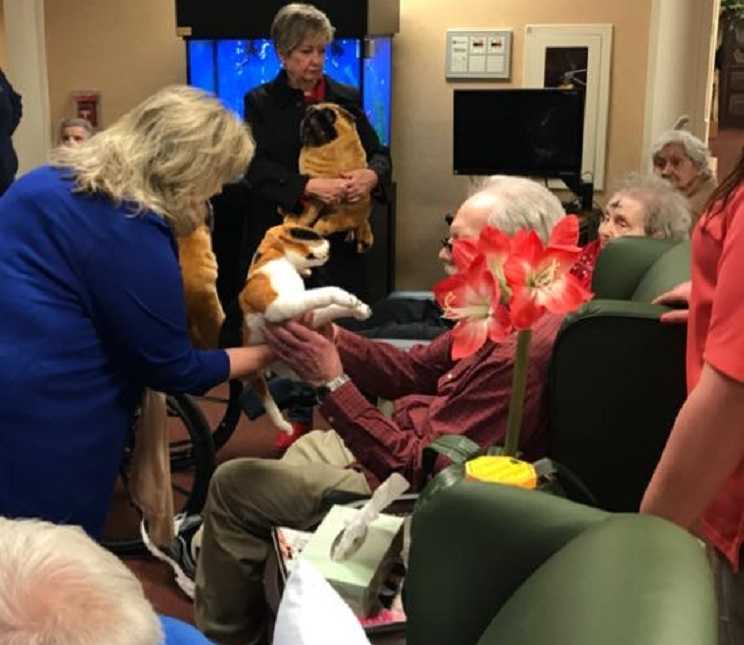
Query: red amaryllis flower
451 237 480 273
478 226 512 294
504 217 592 329
547 213 582 249
434 255 511 359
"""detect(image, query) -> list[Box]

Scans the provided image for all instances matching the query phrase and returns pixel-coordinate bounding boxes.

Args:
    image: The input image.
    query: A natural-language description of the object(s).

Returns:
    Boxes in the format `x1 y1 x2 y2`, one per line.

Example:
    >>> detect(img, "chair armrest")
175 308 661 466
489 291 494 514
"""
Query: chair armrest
372 338 429 350
591 238 678 299
405 482 608 645
387 290 434 301
564 299 670 325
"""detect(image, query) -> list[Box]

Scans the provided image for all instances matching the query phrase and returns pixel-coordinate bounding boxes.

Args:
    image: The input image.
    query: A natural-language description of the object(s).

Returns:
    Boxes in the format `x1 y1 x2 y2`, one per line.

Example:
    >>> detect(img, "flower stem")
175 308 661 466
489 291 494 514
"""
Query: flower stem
503 329 532 457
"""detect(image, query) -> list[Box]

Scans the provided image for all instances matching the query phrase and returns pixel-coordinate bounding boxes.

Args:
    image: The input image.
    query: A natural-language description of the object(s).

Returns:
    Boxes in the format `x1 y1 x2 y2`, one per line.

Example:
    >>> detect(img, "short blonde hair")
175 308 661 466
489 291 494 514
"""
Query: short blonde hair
0 517 162 645
271 3 335 56
50 85 255 235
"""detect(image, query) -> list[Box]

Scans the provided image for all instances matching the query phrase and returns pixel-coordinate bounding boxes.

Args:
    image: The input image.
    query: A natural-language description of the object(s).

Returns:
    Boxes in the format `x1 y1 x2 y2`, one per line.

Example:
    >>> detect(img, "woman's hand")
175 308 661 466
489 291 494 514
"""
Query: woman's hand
305 178 348 206
341 169 378 203
263 321 343 386
653 281 691 324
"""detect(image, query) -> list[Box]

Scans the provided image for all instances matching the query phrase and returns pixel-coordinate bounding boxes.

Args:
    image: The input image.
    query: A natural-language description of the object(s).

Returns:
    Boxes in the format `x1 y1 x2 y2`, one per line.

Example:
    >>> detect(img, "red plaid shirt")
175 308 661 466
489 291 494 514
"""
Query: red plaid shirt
320 315 563 490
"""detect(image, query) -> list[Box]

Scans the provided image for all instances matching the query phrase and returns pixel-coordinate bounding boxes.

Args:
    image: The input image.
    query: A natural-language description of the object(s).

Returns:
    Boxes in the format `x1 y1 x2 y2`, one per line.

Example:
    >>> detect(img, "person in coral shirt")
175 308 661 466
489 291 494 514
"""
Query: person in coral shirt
642 155 744 644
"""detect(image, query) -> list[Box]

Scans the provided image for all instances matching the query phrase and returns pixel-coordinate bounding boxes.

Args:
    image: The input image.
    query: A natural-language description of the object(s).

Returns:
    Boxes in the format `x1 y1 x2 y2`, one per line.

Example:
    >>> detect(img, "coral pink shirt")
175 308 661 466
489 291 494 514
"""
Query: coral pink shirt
689 185 744 570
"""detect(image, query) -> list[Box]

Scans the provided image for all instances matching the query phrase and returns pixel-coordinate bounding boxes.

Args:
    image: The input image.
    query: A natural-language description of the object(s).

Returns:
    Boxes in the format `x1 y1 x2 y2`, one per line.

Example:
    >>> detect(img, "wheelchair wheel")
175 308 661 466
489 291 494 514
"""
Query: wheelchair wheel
199 379 245 452
102 393 215 556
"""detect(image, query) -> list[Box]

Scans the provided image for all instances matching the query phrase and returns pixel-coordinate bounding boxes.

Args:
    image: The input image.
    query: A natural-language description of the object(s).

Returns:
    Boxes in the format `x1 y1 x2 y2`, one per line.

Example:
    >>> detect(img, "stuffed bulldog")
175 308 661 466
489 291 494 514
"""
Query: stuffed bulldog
177 222 224 349
284 102 374 253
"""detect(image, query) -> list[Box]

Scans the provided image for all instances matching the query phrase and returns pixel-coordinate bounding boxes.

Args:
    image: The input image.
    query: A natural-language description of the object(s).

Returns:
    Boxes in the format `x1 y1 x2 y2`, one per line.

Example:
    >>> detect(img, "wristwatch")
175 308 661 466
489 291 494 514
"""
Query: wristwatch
315 373 350 401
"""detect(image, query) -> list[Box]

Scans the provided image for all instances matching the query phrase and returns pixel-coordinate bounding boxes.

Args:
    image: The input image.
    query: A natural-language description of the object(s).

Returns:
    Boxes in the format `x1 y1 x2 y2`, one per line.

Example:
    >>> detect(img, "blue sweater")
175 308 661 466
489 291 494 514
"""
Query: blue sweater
160 616 214 644
0 166 229 536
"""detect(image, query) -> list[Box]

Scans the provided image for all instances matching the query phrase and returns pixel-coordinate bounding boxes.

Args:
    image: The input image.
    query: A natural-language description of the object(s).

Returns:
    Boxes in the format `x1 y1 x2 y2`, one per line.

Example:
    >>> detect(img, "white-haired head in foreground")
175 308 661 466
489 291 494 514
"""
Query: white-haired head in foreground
439 175 566 274
0 517 162 645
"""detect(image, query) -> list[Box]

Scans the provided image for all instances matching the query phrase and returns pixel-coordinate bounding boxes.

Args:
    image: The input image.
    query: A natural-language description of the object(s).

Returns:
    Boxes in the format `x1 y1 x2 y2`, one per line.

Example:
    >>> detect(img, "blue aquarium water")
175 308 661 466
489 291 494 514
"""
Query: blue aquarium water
363 37 392 147
187 37 391 145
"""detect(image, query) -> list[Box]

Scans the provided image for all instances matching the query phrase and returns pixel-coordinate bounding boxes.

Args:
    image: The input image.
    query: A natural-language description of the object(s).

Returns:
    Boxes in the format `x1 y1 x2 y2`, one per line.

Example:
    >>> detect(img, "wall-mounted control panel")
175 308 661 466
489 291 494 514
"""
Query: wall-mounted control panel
445 29 512 80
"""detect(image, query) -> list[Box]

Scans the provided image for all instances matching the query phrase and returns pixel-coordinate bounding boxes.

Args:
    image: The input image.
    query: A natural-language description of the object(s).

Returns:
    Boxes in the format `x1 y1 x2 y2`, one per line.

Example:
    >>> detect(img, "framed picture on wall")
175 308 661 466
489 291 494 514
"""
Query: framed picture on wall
523 24 613 190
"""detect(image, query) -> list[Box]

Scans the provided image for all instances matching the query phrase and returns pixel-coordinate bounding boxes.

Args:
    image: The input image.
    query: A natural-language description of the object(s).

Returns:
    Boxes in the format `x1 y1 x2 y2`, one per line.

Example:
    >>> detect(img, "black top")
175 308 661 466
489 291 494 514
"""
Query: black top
0 69 22 196
239 70 392 299
244 69 390 218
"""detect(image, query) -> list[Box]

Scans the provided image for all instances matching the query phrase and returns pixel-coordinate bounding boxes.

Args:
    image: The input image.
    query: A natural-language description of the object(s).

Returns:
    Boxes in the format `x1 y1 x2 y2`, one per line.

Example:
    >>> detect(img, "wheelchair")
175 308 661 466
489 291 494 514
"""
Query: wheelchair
101 380 245 555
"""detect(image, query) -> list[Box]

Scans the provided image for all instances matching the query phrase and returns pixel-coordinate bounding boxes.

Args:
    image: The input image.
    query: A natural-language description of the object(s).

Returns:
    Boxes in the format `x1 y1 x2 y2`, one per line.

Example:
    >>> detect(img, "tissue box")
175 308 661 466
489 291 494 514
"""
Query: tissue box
297 505 404 617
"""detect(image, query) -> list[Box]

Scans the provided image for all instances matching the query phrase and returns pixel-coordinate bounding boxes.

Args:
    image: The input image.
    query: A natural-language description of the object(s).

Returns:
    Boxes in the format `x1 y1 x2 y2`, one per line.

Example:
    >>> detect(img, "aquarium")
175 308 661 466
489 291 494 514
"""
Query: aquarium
187 37 392 145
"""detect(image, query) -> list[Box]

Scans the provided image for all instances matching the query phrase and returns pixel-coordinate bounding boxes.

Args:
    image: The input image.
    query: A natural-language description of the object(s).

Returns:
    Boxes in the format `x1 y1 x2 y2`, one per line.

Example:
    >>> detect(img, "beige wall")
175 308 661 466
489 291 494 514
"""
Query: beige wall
0 3 7 69
44 0 185 136
393 0 653 289
42 0 657 290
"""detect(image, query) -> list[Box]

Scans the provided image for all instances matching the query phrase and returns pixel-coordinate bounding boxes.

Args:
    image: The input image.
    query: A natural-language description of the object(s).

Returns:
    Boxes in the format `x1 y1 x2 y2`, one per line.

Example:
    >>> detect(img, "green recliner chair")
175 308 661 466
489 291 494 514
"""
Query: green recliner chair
547 236 691 511
404 481 716 645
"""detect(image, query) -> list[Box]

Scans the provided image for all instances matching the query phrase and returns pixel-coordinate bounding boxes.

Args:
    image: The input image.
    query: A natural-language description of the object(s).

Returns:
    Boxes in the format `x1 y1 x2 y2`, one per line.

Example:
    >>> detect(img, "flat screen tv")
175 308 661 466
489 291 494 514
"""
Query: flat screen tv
453 89 585 179
187 37 392 145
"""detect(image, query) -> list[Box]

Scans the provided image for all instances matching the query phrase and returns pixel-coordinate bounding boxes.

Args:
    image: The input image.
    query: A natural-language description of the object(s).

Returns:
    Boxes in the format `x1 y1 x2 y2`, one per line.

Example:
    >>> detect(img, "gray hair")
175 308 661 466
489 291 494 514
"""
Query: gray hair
651 129 711 178
612 173 691 240
59 117 94 137
271 3 335 56
469 175 566 242
0 517 163 645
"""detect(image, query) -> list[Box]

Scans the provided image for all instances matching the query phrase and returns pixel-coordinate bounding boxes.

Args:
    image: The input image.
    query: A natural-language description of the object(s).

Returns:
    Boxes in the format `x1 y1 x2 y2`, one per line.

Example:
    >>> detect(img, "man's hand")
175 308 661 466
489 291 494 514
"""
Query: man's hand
296 313 337 342
653 281 691 324
341 169 378 203
263 321 343 386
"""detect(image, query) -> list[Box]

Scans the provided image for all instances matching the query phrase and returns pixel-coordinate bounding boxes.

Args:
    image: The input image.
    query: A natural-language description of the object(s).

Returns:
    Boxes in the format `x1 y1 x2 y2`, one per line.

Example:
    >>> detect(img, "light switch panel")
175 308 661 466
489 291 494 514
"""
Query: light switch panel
446 29 512 80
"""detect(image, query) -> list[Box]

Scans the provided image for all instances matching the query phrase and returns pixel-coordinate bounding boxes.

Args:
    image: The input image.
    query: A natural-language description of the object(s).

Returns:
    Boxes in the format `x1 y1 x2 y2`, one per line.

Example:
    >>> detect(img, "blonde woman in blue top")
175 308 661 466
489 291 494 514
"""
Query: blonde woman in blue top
0 86 271 537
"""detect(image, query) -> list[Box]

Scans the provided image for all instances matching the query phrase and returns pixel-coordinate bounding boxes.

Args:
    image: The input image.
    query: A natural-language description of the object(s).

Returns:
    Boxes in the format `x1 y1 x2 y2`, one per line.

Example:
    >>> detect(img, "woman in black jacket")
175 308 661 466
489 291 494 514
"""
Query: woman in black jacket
0 68 22 197
243 2 391 299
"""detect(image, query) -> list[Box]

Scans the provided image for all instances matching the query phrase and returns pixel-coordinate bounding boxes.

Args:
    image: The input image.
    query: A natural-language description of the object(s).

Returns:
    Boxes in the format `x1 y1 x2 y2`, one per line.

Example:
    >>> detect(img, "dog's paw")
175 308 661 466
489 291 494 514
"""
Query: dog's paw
352 302 372 320
274 417 294 435
327 288 361 309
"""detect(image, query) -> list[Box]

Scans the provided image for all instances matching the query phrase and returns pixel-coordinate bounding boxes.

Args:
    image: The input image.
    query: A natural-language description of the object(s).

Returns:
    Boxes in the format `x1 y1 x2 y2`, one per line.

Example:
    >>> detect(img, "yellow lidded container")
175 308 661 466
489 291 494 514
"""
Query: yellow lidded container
465 455 538 489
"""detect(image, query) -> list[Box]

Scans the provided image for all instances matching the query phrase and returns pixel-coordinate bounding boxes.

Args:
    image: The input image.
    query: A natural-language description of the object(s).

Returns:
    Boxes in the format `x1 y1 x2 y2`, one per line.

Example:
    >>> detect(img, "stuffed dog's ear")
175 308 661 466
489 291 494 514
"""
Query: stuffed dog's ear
333 104 356 123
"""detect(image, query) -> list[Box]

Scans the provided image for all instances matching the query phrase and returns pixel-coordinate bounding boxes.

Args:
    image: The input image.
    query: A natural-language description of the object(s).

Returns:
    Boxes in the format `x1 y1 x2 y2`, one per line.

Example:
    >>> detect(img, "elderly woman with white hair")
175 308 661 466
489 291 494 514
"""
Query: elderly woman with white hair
567 173 692 289
0 85 272 539
599 173 692 246
651 123 717 222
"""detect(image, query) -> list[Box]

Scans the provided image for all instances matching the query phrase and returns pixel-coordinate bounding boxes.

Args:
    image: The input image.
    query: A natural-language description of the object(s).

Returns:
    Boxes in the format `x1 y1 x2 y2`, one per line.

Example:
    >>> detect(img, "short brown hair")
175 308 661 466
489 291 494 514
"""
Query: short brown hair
271 3 334 56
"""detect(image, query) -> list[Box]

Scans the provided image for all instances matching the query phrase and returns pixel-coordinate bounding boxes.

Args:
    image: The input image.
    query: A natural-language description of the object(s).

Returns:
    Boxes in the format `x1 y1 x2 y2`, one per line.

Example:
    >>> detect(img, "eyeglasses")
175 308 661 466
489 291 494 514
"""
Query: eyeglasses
441 212 454 252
